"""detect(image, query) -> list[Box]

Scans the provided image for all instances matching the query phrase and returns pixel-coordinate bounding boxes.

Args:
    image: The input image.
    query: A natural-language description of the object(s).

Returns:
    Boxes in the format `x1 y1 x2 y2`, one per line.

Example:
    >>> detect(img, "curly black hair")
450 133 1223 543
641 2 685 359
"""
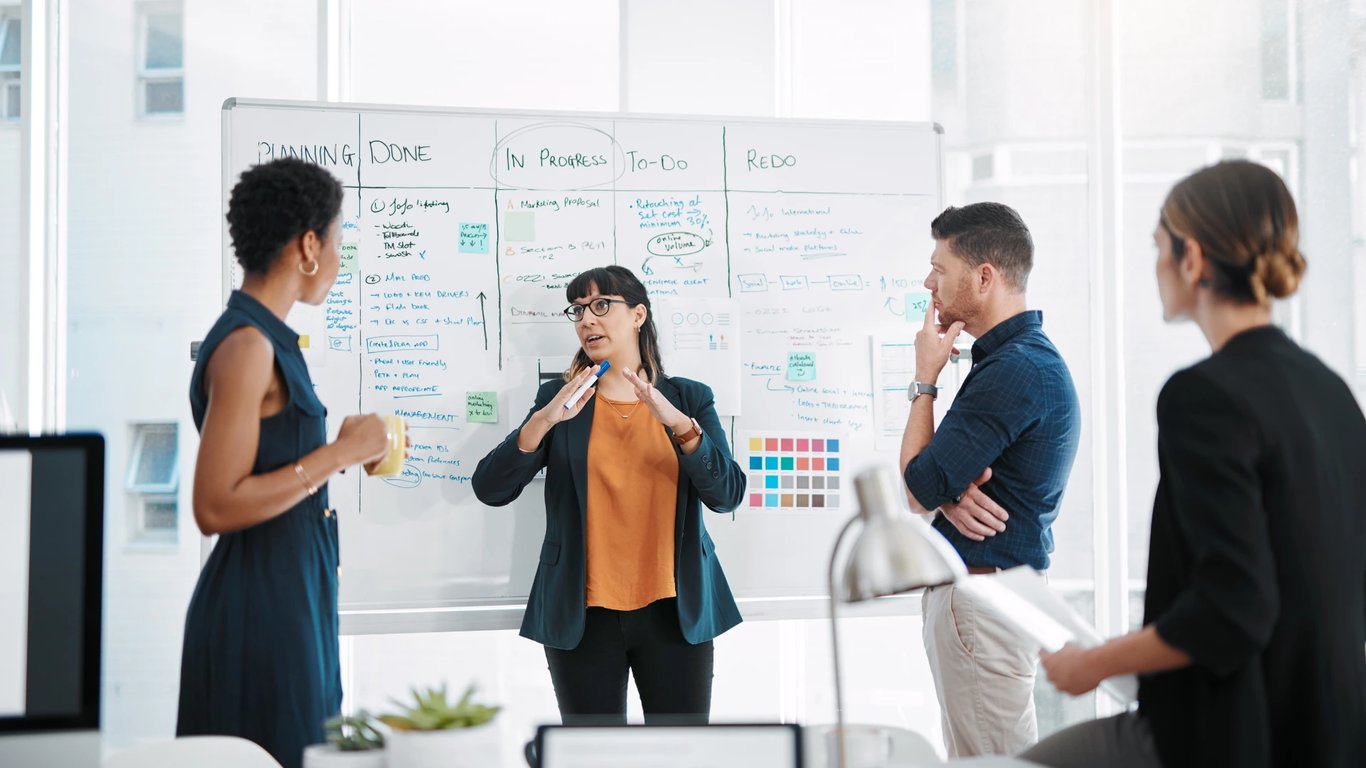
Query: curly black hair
226 158 344 274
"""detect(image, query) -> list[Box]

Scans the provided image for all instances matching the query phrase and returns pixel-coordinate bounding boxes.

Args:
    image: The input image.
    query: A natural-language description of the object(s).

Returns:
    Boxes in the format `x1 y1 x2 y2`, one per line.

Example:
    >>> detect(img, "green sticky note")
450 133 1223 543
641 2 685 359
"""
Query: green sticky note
459 223 489 254
339 242 359 275
905 290 931 323
503 211 535 242
466 391 498 423
786 351 816 382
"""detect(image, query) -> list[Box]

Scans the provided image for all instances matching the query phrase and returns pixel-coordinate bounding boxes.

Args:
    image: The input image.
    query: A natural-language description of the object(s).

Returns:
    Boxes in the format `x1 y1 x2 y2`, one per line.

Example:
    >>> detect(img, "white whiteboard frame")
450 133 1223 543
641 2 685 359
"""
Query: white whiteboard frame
221 96 944 634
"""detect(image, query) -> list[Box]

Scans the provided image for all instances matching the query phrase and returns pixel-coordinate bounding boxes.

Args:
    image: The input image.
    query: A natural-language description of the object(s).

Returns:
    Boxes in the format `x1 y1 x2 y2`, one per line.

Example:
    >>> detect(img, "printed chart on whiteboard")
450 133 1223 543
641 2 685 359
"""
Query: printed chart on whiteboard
742 433 844 511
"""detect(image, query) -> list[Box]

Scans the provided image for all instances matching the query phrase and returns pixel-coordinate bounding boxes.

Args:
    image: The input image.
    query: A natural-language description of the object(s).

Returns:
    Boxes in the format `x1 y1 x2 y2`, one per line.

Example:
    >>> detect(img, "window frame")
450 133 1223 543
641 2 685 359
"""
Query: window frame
134 1 184 119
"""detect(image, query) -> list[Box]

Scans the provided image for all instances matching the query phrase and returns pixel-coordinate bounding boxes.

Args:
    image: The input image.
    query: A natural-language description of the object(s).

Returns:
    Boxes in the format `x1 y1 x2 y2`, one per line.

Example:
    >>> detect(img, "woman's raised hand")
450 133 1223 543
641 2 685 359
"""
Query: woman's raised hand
539 365 600 426
621 367 684 427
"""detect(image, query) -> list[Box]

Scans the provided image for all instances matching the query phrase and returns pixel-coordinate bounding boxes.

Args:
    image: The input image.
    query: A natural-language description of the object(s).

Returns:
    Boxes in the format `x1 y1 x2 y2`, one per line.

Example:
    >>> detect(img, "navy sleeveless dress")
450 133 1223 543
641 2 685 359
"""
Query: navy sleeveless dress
177 290 341 768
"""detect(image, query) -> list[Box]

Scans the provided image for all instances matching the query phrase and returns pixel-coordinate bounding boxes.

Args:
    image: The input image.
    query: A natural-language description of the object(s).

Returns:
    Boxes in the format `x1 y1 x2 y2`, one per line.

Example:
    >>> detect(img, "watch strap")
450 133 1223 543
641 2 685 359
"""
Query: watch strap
908 381 939 401
671 418 702 445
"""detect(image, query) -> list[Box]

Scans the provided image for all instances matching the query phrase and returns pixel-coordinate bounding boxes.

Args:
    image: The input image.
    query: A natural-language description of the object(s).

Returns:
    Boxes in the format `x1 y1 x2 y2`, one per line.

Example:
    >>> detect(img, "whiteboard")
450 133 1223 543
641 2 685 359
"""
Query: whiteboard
221 99 949 631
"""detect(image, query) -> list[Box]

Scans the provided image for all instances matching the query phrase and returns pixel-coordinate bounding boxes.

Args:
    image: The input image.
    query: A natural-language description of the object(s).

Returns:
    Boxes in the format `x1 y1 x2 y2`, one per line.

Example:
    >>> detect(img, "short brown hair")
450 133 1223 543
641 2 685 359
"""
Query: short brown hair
930 202 1033 291
1160 160 1305 304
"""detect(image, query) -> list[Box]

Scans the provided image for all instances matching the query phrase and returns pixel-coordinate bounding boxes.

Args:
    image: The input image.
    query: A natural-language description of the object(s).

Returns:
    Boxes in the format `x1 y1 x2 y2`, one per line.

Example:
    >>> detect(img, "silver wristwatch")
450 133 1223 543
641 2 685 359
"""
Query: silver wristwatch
908 380 939 401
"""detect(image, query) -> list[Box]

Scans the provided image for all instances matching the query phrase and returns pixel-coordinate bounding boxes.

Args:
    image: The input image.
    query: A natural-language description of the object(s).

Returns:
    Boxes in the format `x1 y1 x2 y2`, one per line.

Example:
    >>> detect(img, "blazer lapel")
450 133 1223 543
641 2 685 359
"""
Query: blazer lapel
566 394 594 531
655 377 692 548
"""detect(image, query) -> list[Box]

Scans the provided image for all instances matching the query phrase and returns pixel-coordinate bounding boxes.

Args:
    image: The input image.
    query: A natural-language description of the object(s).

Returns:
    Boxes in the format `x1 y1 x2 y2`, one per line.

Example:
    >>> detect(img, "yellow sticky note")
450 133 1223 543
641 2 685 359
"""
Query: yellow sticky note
298 335 310 349
749 437 763 451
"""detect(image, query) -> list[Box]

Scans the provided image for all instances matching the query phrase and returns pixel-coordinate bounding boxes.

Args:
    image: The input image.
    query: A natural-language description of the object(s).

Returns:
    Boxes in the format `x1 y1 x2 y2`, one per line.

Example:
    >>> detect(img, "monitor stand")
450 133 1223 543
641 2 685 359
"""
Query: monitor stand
0 730 100 767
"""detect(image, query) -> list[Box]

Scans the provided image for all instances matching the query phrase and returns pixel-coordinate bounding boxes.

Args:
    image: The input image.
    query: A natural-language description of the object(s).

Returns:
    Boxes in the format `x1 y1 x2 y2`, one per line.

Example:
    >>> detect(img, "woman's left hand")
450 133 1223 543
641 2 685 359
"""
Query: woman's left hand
622 367 686 427
1039 642 1107 696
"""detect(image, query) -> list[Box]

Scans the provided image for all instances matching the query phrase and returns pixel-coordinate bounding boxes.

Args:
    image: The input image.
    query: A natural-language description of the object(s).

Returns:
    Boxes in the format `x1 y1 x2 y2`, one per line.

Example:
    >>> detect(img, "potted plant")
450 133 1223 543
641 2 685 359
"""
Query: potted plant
379 683 502 768
303 710 386 768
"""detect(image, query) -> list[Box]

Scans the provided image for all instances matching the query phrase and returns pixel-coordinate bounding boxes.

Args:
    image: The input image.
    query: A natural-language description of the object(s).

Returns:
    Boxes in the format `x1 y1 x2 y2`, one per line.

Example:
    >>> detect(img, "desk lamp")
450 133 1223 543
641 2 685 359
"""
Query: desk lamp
828 465 966 768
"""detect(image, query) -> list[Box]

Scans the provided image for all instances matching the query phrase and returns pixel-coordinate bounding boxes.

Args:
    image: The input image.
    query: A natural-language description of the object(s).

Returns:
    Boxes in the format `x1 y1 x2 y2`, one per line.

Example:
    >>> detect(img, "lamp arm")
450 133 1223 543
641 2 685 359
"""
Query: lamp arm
828 513 861 768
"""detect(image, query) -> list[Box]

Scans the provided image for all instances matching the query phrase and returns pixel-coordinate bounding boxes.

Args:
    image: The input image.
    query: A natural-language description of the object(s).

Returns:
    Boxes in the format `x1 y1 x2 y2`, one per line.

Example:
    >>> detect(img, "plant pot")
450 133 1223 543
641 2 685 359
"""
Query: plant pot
302 744 387 768
384 722 501 768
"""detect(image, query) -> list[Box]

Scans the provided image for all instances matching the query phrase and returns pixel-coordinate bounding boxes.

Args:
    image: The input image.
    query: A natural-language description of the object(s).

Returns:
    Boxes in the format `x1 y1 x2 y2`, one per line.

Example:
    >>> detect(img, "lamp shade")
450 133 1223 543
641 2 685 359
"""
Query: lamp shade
839 466 967 603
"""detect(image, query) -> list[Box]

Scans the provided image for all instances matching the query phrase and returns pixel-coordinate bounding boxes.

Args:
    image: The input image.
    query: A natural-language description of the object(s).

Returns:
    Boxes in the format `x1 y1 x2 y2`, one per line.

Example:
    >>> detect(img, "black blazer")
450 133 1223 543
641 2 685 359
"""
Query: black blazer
1140 326 1366 768
472 375 745 650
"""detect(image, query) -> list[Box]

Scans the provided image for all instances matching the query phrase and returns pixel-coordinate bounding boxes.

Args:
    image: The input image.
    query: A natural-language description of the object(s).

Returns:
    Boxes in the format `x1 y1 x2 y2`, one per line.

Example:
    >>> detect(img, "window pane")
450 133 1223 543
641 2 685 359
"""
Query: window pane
930 0 957 97
1262 0 1290 99
143 10 182 70
142 78 183 114
142 498 177 532
3 79 17 120
0 18 19 67
132 426 177 487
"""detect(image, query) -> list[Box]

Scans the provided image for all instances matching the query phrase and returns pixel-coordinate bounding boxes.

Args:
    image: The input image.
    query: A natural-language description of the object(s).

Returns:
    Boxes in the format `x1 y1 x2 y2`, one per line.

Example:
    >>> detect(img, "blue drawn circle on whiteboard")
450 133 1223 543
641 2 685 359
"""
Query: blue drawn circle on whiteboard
673 312 685 326
381 464 422 489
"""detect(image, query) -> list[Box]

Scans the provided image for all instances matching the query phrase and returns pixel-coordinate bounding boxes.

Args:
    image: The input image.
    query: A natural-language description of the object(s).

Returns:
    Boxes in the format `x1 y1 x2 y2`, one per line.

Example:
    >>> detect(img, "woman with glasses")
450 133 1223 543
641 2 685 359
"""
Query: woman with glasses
473 265 745 724
1020 160 1366 767
178 158 391 768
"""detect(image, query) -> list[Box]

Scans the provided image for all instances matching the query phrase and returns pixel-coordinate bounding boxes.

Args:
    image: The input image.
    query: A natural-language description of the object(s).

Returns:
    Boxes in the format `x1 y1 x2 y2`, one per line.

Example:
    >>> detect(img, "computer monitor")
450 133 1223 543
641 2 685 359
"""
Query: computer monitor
536 723 804 768
0 434 105 767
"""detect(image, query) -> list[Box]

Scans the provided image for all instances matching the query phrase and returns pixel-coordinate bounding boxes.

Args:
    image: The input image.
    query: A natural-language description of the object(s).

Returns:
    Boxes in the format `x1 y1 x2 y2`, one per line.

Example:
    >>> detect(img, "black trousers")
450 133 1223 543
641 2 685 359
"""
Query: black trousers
544 597 714 724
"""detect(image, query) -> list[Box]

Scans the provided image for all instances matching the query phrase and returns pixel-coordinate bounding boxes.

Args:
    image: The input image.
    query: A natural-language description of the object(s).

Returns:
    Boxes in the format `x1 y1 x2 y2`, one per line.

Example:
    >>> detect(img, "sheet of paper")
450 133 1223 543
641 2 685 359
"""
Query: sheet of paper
956 566 1139 705
654 298 742 416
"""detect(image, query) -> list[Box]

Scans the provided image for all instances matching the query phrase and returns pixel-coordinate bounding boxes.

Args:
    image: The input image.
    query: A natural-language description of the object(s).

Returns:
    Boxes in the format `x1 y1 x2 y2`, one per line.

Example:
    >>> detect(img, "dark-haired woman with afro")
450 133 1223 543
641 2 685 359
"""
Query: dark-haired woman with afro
176 158 391 768
473 265 746 725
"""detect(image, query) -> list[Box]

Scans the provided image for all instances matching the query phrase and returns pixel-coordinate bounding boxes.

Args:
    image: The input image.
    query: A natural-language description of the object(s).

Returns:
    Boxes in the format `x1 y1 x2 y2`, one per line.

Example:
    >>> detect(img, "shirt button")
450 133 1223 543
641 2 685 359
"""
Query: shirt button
323 508 332 518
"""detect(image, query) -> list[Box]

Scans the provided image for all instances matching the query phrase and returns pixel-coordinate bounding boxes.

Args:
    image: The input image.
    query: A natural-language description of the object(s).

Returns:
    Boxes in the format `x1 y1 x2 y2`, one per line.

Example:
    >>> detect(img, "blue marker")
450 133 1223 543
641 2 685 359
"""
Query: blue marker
565 360 610 410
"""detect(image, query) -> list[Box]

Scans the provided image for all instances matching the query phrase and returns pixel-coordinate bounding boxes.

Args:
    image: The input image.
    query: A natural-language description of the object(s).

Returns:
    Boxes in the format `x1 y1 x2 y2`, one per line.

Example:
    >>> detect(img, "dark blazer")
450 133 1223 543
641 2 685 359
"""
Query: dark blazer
472 374 745 650
1140 326 1366 768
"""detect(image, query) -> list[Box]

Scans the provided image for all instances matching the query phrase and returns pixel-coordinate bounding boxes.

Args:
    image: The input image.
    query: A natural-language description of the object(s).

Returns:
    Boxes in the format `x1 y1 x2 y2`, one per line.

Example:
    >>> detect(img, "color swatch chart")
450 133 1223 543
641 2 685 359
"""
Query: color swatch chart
744 434 843 510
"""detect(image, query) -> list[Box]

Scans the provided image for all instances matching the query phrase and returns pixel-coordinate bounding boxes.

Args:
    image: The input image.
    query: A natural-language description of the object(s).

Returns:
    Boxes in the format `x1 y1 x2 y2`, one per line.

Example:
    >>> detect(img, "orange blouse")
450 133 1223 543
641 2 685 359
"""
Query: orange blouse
584 395 680 610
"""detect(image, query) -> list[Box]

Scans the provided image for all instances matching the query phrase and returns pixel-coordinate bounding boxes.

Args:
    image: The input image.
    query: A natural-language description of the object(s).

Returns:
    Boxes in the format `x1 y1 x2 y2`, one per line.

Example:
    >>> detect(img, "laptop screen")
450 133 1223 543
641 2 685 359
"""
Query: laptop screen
537 723 803 768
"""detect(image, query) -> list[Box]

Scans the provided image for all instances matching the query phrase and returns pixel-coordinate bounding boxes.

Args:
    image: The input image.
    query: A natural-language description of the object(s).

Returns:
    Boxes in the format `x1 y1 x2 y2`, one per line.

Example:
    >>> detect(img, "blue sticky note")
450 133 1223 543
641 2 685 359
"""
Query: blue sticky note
766 475 779 489
828 458 840 471
765 494 780 507
786 351 816 382
905 290 932 323
459 223 490 254
765 456 778 470
828 439 840 453
749 456 763 470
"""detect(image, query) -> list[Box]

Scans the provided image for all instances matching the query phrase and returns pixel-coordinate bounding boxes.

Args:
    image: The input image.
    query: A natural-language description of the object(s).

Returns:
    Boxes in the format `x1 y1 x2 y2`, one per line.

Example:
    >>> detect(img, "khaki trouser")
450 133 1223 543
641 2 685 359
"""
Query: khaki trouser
922 583 1040 757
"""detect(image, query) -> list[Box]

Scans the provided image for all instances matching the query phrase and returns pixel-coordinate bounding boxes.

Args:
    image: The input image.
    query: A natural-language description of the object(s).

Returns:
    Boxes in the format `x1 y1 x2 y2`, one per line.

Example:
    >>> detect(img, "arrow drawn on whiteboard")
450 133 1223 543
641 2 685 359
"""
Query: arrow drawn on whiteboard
883 296 905 317
765 378 795 393
477 292 489 351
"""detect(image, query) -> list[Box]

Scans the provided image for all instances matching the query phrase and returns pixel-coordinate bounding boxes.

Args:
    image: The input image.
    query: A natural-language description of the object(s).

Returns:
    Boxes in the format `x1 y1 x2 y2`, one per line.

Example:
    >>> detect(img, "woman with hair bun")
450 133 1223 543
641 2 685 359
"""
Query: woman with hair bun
1021 160 1366 768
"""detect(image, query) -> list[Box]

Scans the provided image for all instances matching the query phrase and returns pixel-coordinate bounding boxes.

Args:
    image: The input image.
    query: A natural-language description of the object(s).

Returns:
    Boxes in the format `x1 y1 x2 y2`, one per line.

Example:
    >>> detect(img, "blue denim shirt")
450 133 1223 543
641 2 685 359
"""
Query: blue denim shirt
904 310 1080 570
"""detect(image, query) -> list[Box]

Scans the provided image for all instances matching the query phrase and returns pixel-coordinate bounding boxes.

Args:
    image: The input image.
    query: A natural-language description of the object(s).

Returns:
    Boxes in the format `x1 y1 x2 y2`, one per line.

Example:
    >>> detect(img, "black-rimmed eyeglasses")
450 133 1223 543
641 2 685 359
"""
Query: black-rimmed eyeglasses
563 298 630 322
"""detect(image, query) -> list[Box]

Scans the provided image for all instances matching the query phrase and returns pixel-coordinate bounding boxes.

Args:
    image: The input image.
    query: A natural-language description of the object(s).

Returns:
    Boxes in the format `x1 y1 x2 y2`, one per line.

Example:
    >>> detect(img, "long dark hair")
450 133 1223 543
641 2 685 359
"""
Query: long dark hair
563 265 665 383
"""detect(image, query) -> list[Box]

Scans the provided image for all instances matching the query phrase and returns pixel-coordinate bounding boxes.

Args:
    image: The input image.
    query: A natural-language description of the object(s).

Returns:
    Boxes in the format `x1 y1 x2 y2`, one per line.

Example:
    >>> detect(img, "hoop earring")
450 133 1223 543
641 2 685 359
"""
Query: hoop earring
299 260 320 277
